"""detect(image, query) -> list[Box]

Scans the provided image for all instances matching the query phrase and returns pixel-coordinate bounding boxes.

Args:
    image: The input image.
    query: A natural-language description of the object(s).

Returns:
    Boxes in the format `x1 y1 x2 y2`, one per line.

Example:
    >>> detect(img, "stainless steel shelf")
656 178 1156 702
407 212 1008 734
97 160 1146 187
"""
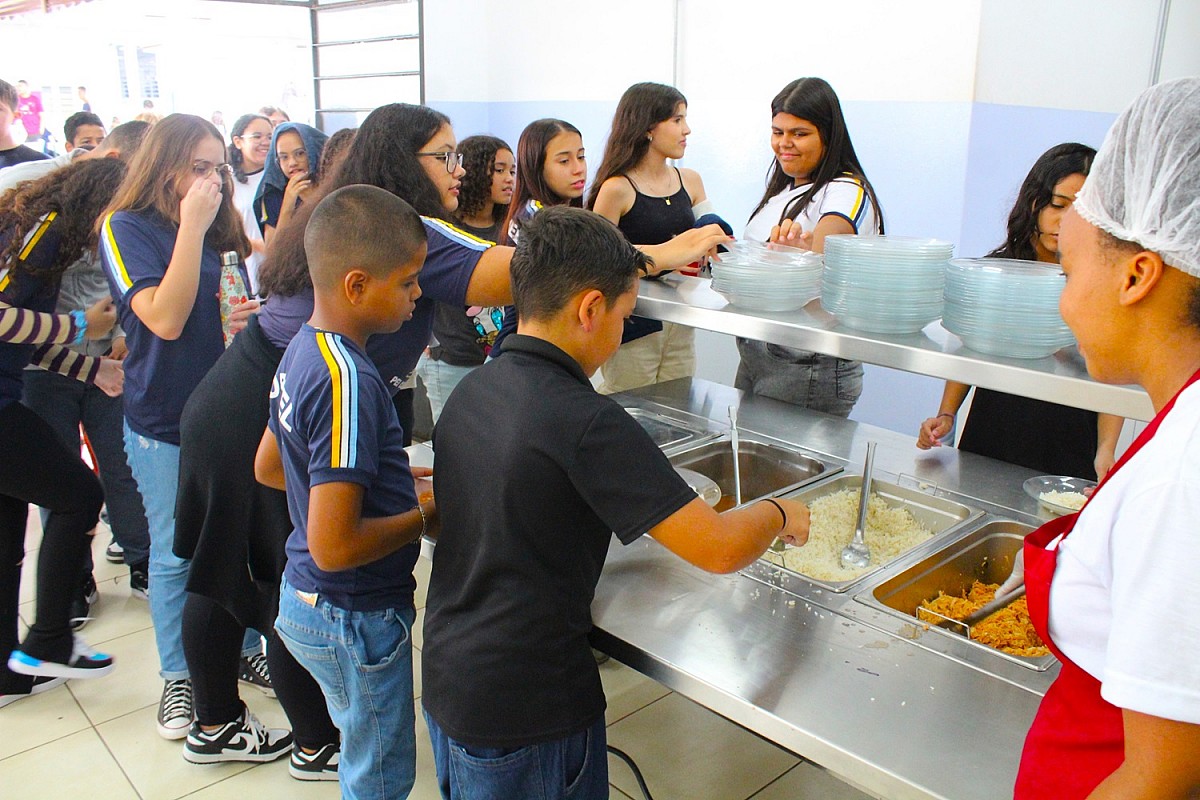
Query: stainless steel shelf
635 276 1154 421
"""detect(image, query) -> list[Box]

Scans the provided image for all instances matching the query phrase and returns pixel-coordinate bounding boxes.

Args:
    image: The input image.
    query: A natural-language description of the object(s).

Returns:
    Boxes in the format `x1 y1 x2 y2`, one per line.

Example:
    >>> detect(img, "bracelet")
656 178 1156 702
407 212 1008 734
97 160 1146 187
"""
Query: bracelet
936 412 955 420
764 498 787 531
68 309 88 345
415 501 428 539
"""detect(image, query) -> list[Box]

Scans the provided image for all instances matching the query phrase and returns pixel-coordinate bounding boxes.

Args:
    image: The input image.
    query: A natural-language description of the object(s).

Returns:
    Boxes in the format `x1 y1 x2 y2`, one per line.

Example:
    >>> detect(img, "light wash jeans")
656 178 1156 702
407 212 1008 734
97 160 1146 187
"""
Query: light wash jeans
123 422 261 679
276 578 416 800
415 353 477 424
425 711 608 800
122 421 189 678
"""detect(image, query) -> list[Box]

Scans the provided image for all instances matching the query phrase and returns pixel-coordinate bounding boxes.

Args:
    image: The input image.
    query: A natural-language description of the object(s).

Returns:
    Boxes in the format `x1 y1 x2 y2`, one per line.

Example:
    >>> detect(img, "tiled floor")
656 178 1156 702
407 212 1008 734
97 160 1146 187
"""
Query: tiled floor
2 517 874 800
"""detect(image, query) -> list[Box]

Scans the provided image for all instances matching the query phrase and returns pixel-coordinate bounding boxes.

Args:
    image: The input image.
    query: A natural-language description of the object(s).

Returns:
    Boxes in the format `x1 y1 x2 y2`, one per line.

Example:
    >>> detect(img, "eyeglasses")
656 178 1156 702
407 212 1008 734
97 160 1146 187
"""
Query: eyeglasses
416 151 463 173
192 161 233 179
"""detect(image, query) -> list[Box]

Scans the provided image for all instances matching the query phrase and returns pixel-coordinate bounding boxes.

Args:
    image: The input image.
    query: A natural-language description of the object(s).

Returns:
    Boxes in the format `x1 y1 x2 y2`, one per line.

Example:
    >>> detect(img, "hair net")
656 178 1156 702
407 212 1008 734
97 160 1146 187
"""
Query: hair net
1074 77 1200 277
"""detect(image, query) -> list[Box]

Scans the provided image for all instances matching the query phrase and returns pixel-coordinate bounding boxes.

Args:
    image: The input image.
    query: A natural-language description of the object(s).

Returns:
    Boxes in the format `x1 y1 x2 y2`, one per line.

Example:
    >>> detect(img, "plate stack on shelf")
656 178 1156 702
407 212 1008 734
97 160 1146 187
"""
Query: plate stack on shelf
942 258 1075 359
820 235 953 333
709 240 824 312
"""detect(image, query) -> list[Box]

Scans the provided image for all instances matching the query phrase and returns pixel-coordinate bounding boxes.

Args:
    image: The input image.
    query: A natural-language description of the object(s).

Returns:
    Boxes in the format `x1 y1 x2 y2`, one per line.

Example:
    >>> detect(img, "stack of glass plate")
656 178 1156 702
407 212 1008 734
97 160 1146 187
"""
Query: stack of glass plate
821 235 953 334
709 241 823 312
942 258 1075 359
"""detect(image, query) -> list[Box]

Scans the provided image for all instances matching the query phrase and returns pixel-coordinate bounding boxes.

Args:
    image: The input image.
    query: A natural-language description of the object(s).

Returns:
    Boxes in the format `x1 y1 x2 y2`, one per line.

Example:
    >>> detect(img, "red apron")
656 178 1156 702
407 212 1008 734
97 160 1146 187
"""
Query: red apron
1014 367 1200 799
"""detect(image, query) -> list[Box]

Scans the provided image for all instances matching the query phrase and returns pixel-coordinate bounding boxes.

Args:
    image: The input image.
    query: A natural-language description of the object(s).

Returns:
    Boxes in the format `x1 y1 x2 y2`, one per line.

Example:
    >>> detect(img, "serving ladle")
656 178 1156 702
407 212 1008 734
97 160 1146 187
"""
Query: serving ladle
840 441 877 570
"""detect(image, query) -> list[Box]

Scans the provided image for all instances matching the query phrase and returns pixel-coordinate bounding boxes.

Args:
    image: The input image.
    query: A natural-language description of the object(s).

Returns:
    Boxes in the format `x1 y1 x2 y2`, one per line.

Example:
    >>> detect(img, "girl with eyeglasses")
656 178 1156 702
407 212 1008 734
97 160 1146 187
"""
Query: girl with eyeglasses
227 113 273 292
97 114 261 742
252 122 328 246
416 134 514 420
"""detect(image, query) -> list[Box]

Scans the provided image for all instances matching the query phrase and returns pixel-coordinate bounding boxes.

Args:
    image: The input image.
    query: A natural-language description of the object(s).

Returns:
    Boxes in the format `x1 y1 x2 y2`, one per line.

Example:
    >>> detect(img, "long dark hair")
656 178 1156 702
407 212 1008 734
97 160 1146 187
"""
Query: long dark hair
749 78 884 233
987 142 1096 261
501 119 583 245
456 134 512 223
0 158 127 281
257 103 451 296
99 113 249 257
586 82 685 209
228 113 271 184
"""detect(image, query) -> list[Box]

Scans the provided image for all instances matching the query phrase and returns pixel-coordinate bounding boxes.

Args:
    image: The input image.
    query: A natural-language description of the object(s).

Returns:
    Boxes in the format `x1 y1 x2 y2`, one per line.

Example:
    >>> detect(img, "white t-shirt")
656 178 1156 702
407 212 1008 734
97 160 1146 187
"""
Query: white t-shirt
743 176 879 242
1048 380 1200 724
232 169 265 294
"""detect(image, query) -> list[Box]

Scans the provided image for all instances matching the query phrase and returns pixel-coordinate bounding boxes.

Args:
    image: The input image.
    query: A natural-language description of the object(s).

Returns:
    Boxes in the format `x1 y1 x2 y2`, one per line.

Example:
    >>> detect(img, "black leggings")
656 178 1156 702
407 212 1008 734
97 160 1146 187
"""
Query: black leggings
182 591 338 747
0 401 103 691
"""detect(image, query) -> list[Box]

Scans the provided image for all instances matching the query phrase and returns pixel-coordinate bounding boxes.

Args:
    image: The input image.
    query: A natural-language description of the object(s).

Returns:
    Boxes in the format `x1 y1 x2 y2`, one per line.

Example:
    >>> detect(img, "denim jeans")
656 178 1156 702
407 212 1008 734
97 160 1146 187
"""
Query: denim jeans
425 711 608 800
276 579 416 800
735 339 863 418
23 369 150 568
416 354 477 424
122 422 189 678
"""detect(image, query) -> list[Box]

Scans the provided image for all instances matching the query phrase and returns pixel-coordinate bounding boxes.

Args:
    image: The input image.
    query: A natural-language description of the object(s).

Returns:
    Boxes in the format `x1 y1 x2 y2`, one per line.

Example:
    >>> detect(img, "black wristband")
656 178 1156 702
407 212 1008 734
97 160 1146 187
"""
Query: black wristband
764 498 787 531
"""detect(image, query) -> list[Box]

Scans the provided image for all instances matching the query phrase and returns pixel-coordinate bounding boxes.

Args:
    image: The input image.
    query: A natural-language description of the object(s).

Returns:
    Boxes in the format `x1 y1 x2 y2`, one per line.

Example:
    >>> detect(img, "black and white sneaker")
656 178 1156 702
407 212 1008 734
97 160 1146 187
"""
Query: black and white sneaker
0 676 68 709
69 573 99 631
8 634 114 680
128 563 149 601
237 652 275 698
105 537 124 564
157 678 194 740
182 705 292 764
289 742 340 781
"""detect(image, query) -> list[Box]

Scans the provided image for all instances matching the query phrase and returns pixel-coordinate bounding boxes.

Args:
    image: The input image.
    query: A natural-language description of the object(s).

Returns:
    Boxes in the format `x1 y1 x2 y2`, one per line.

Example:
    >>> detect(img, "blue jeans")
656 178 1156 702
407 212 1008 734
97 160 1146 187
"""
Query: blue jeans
276 579 416 800
415 354 476 423
425 711 608 800
23 369 150 568
123 422 189 678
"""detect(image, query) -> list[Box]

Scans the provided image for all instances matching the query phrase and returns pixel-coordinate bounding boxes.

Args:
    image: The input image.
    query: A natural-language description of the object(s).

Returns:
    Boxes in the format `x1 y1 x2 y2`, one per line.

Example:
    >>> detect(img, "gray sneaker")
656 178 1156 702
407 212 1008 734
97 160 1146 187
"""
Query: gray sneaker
157 678 193 740
237 652 275 698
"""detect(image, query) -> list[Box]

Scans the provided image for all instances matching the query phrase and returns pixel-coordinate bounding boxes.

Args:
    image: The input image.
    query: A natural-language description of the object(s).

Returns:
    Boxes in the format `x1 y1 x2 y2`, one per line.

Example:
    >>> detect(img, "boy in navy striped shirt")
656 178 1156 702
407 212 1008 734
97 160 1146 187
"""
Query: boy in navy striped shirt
255 184 436 799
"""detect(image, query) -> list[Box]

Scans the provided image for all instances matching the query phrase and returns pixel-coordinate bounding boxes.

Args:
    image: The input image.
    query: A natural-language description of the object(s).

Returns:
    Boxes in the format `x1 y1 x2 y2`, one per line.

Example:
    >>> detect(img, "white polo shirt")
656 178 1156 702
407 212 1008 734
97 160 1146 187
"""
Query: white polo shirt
1048 380 1200 724
743 175 879 243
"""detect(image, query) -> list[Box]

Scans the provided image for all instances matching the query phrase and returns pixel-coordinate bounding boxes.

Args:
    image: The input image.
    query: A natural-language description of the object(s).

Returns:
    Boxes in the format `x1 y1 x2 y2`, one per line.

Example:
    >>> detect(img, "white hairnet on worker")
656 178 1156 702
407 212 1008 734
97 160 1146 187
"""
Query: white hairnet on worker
1073 76 1200 278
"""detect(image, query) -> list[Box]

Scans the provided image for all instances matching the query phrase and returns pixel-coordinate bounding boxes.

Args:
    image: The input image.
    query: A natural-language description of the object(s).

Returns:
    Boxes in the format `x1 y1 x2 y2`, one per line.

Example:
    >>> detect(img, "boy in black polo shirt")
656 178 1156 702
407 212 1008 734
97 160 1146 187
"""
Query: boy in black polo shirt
423 206 810 799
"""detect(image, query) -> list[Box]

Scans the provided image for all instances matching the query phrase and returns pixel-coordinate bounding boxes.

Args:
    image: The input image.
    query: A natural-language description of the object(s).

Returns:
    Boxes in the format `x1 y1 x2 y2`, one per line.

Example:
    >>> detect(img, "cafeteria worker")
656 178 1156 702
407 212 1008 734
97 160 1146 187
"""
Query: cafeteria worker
1013 77 1200 799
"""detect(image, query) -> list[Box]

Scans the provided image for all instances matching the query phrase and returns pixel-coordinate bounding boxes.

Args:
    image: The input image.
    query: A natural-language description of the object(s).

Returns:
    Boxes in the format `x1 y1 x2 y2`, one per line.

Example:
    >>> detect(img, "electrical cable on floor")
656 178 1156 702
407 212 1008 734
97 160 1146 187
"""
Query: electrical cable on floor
607 745 656 800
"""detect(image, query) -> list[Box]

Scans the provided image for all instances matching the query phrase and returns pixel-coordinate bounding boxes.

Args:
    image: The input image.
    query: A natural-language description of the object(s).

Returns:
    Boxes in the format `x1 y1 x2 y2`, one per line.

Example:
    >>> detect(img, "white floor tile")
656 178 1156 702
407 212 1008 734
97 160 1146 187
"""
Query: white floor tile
606 693 798 800
414 552 432 610
97 704 255 800
750 760 878 800
0 727 139 798
413 644 423 699
68 625 163 725
0 678 91 761
600 658 672 725
412 605 425 650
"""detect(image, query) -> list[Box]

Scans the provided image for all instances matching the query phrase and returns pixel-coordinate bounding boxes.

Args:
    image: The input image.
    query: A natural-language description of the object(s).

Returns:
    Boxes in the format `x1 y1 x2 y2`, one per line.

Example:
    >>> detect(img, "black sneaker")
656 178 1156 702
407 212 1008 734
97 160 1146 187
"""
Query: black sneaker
237 652 275 698
182 705 292 764
157 678 194 740
128 563 149 601
0 676 68 709
69 573 99 631
105 537 124 564
8 634 114 680
289 742 340 781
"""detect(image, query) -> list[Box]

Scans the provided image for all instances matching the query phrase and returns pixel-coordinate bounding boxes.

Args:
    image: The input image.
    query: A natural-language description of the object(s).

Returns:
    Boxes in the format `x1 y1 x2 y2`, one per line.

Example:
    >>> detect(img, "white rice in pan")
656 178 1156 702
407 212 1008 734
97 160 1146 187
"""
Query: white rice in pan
764 488 933 581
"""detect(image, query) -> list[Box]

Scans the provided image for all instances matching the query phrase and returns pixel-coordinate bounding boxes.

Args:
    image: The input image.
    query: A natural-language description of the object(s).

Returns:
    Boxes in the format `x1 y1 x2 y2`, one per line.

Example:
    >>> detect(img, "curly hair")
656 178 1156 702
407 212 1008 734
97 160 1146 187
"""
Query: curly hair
455 135 512 222
317 127 357 188
0 158 128 281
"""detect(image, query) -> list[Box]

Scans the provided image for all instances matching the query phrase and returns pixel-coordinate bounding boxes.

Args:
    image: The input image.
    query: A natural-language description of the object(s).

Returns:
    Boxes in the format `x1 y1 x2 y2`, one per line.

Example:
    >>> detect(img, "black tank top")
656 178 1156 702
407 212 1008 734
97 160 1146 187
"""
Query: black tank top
617 169 695 342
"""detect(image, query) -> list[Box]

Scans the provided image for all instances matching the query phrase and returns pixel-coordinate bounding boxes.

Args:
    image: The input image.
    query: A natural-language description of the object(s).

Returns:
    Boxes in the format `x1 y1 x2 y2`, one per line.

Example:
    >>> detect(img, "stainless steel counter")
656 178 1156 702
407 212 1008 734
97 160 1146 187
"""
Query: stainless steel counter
634 274 1154 420
593 379 1061 800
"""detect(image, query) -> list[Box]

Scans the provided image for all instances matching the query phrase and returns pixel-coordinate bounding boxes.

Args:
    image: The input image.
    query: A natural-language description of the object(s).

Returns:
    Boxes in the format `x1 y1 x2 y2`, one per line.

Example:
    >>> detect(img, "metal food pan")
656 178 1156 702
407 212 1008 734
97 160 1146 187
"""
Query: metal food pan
668 437 839 512
858 520 1056 671
761 475 981 593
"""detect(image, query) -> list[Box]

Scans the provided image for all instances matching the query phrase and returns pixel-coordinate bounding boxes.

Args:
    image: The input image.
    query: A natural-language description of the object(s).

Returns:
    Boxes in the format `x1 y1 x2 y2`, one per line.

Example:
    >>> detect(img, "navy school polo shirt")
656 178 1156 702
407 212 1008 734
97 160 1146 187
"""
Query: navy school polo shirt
423 334 697 747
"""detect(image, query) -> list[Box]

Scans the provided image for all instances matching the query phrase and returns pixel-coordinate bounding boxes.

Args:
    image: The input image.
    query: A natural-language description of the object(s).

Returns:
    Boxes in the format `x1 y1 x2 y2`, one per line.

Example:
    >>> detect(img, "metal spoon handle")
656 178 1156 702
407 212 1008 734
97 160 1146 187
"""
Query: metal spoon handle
851 442 877 546
729 406 742 506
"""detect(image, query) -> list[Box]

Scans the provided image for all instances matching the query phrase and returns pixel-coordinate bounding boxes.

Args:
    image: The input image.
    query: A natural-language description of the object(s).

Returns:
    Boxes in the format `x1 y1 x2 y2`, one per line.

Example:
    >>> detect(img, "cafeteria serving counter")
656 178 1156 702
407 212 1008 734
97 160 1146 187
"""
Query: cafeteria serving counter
592 378 1065 800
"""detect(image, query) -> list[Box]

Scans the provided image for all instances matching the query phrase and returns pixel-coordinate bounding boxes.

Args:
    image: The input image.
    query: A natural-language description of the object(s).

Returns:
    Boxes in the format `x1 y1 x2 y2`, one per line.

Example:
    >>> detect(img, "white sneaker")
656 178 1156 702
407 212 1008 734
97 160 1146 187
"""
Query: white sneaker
157 678 193 740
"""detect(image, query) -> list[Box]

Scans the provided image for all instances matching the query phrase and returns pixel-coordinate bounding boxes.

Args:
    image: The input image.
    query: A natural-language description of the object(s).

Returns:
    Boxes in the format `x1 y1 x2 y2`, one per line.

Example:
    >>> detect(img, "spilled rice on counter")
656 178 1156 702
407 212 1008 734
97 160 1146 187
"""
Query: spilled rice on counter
917 581 1050 658
764 488 933 580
